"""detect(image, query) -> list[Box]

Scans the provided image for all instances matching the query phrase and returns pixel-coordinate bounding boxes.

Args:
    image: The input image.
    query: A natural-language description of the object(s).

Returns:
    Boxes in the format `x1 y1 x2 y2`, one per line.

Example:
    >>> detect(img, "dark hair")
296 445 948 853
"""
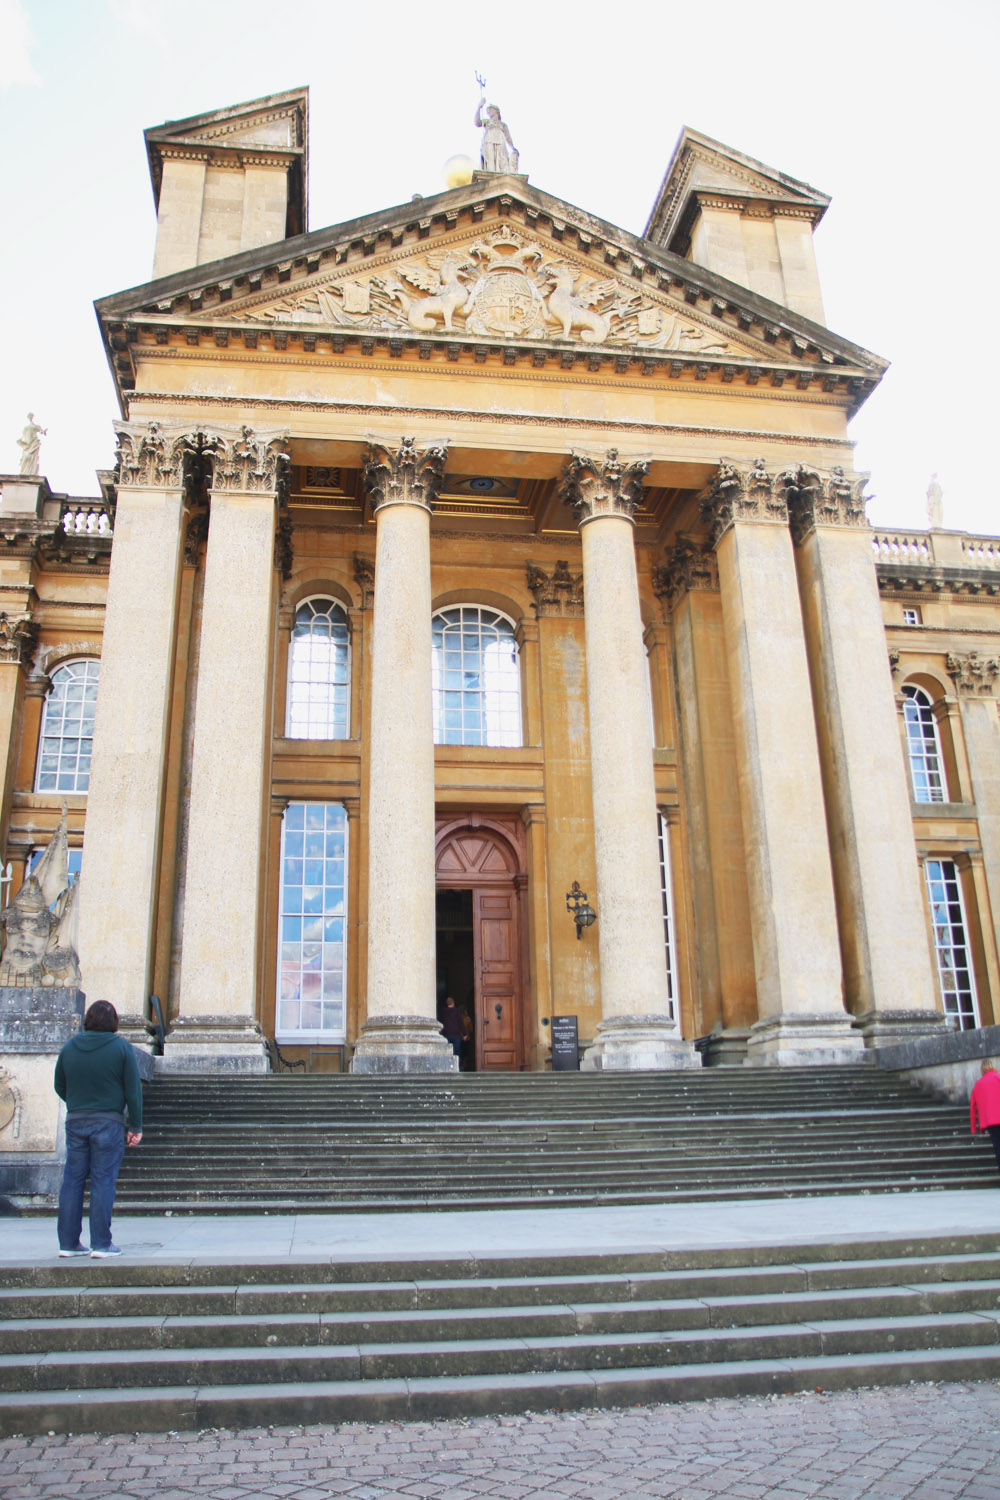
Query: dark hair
83 1001 119 1033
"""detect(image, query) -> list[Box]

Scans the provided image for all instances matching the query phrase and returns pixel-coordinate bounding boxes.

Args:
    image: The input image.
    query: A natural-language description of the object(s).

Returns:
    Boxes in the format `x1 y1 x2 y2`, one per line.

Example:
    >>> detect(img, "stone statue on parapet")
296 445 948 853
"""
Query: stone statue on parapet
474 73 519 174
16 413 46 476
927 472 944 529
0 807 81 988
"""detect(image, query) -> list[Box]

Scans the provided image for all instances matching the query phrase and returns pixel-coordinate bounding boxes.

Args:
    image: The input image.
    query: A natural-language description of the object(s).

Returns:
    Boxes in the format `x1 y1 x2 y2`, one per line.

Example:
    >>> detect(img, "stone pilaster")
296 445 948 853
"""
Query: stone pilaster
169 425 290 1073
562 450 697 1071
789 464 945 1046
76 420 196 1037
703 459 862 1065
351 438 457 1073
656 540 755 1064
946 650 1000 998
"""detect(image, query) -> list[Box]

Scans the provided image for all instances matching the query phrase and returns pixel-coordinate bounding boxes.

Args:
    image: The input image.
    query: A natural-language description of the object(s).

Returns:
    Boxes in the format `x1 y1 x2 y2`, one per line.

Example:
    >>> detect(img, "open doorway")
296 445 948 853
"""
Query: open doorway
436 888 476 1070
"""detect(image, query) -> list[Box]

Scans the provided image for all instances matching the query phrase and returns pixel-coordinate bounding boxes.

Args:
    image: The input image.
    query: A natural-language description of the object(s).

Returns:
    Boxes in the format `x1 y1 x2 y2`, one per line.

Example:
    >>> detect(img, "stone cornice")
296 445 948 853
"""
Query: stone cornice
700 459 788 546
560 450 649 528
363 438 449 516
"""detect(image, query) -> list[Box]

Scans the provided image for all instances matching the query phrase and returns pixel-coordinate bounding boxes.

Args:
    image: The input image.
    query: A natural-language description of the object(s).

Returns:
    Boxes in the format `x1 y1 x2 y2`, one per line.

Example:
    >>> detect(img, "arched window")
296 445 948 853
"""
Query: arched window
35 660 100 794
432 606 521 747
286 598 350 740
902 684 946 803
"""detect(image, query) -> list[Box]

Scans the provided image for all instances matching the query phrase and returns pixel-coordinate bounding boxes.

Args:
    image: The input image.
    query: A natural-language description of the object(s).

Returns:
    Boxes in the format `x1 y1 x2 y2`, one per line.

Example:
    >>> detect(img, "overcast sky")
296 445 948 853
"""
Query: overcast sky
1 0 997 535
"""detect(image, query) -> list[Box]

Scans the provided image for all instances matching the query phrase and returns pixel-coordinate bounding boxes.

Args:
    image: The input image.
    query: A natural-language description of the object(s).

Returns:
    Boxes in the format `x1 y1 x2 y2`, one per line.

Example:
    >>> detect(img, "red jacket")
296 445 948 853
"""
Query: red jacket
970 1070 1000 1132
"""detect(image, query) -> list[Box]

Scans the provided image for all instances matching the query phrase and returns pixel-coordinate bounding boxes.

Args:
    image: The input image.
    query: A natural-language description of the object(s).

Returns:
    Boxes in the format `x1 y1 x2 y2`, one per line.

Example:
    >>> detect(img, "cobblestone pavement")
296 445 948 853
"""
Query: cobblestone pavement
2 1382 1000 1500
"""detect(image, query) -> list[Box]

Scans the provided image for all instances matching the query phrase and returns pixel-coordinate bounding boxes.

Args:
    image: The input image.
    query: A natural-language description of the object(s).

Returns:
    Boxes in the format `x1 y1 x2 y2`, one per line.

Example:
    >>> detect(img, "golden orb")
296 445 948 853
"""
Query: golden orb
444 153 475 189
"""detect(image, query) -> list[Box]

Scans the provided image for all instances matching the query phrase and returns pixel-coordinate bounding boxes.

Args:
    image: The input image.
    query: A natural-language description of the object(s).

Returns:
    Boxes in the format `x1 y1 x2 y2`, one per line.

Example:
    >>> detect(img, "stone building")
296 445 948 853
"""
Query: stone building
2 89 999 1077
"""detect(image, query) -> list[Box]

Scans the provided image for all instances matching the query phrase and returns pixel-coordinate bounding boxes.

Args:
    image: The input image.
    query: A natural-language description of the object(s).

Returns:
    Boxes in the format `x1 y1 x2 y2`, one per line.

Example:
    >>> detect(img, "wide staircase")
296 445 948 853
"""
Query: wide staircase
112 1067 996 1213
4 1233 1000 1435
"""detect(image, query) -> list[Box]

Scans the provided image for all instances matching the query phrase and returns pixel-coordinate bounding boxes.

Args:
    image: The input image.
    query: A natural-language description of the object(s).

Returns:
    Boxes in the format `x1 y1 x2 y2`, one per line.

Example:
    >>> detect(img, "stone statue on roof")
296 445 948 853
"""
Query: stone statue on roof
474 76 519 174
16 414 46 476
927 472 944 530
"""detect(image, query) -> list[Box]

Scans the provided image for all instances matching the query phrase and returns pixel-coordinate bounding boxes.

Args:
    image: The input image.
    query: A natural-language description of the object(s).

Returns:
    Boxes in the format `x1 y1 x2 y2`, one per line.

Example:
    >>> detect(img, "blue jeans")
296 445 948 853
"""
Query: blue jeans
57 1116 126 1252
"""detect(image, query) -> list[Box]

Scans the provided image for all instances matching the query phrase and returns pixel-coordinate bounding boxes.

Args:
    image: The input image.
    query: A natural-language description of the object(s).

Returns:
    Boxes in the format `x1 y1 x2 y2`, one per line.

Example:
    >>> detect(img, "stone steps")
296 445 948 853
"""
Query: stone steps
3 1236 1000 1435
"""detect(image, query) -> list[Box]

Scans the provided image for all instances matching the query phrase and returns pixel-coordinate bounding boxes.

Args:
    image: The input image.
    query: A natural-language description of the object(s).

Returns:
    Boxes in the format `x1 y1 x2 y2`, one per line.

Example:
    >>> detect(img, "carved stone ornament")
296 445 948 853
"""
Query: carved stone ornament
946 650 1000 697
560 449 649 528
888 647 901 677
183 508 210 567
0 806 81 989
208 425 291 498
526 560 584 616
363 438 449 515
0 613 38 666
353 553 375 607
114 419 193 491
227 225 740 355
653 540 720 606
699 458 788 546
783 463 870 545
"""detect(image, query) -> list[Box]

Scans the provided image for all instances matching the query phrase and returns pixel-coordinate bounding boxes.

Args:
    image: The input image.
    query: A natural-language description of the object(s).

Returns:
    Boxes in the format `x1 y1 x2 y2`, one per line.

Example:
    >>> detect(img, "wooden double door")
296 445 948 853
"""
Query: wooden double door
436 818 526 1071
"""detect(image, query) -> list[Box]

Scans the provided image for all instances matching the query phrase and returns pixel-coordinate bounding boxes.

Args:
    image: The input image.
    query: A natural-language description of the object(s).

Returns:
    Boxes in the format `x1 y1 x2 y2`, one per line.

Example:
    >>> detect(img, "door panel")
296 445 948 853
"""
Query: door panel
474 888 520 1070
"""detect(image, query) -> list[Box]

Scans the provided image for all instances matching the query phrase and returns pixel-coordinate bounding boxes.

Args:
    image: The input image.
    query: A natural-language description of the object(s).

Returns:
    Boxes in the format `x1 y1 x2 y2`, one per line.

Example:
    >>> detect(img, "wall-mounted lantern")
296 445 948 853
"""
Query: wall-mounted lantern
566 881 596 940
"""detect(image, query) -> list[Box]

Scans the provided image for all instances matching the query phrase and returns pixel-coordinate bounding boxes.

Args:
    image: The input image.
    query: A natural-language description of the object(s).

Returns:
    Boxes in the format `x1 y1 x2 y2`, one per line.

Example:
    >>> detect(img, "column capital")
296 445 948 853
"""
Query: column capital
784 464 870 545
0 612 38 669
699 458 787 546
353 552 375 608
206 425 291 500
526 559 584 616
947 649 1000 697
560 449 649 528
113 419 199 492
653 538 719 607
363 437 449 516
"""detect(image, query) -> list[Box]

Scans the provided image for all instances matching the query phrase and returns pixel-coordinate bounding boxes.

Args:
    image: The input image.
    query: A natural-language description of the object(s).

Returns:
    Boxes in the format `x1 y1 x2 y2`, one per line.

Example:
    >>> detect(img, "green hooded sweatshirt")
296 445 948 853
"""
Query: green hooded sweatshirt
54 1032 143 1131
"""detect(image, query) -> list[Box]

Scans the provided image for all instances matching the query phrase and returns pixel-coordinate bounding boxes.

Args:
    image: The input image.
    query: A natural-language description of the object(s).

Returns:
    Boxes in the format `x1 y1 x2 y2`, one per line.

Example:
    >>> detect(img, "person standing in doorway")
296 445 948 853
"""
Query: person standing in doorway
54 1001 142 1258
440 994 465 1060
969 1060 1000 1175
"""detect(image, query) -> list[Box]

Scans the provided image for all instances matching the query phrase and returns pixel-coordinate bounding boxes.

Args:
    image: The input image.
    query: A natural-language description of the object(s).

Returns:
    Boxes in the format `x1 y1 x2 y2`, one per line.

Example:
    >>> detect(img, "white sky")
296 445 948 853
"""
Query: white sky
1 0 997 534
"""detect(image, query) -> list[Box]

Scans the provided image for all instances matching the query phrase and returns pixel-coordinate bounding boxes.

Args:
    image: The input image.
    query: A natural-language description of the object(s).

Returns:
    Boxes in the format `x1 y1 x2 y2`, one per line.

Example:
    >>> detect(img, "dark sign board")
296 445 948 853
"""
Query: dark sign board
550 1014 579 1071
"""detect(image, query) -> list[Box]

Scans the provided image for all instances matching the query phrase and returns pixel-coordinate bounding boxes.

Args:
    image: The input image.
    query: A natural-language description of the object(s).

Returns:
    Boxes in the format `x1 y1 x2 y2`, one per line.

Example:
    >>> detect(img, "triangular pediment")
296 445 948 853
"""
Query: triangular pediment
144 88 308 213
97 174 885 405
645 128 830 254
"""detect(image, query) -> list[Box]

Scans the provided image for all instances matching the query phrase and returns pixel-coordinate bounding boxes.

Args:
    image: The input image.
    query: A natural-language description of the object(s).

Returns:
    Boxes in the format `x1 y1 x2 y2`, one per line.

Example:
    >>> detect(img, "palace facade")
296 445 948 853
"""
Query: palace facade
3 89 999 1075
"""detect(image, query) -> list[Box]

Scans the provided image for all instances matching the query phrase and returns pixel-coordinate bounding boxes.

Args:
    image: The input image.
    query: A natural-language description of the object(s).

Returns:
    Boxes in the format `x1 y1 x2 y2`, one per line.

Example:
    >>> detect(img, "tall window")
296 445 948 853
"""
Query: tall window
924 859 980 1030
658 813 679 1026
902 685 946 803
286 598 350 739
276 803 348 1041
432 606 521 747
35 660 100 793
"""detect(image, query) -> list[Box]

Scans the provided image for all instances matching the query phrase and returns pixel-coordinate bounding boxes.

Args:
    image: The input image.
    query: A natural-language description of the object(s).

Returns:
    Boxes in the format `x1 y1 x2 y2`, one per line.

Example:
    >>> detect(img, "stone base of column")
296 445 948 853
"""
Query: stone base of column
851 1008 953 1049
700 1028 752 1067
155 1015 270 1075
746 1013 865 1067
350 1015 458 1074
581 1015 700 1072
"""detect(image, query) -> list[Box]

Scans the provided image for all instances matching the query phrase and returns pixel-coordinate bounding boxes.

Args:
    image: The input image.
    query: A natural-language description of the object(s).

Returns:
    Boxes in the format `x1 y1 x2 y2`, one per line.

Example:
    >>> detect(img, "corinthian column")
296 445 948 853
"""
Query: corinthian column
704 459 862 1064
788 466 944 1044
562 450 697 1070
77 421 193 1029
350 438 457 1073
169 426 289 1072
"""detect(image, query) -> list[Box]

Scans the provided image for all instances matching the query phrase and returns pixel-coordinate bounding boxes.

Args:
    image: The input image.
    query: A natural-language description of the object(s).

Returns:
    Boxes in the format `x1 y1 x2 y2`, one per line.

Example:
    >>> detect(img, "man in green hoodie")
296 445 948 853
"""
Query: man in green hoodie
54 1000 143 1258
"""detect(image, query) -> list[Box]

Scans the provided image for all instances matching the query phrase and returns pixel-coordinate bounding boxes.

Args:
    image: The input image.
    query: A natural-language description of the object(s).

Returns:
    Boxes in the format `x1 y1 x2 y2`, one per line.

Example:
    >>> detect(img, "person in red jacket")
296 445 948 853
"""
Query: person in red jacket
969 1061 1000 1174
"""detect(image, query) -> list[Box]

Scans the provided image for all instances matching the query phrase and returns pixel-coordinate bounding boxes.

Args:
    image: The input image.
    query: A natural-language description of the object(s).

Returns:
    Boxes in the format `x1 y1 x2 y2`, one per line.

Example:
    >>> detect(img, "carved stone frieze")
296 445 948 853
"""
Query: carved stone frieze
363 438 449 515
946 650 1000 697
353 553 375 607
784 463 870 545
560 449 649 527
653 540 720 606
700 458 787 546
0 613 37 666
225 225 742 356
526 560 584 616
207 425 291 498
